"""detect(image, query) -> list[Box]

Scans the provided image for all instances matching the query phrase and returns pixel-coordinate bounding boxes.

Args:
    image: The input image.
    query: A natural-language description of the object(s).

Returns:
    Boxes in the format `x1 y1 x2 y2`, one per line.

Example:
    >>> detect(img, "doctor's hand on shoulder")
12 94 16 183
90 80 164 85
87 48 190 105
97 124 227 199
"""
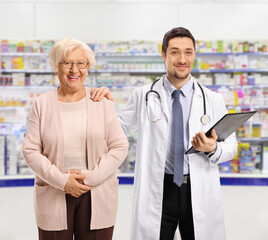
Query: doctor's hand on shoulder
90 87 113 101
191 128 218 154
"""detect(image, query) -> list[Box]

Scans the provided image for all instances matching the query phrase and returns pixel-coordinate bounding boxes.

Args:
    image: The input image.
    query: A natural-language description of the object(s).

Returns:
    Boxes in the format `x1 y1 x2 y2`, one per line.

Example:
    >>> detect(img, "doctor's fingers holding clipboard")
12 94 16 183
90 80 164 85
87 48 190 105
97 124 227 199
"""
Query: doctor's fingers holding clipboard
191 128 218 153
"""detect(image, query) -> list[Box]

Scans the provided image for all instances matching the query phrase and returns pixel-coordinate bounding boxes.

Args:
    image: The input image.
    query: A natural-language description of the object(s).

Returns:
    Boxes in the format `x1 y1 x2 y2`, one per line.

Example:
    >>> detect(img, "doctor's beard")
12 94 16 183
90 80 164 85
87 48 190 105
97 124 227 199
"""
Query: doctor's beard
174 72 190 80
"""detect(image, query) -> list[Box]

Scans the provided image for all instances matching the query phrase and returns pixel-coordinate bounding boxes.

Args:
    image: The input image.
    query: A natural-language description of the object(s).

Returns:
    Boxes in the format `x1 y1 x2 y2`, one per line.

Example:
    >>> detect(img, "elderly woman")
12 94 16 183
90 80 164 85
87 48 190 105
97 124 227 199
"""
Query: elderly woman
22 37 129 240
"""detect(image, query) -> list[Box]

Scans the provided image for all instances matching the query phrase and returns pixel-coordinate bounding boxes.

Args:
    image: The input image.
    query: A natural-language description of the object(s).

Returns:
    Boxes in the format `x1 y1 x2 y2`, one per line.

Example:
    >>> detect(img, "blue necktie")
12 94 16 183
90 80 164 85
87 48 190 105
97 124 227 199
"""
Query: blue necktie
172 90 184 187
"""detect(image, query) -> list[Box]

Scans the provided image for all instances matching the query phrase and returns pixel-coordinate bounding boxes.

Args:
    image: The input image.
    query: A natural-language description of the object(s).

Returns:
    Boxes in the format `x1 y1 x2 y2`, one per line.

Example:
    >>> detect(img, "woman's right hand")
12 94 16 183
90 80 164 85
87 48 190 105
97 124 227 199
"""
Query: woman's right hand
64 173 92 198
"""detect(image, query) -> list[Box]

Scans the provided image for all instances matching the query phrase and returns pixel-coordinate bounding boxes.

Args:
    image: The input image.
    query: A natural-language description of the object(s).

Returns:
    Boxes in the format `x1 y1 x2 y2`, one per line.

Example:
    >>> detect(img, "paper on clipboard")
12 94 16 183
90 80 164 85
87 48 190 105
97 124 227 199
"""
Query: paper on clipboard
185 111 257 154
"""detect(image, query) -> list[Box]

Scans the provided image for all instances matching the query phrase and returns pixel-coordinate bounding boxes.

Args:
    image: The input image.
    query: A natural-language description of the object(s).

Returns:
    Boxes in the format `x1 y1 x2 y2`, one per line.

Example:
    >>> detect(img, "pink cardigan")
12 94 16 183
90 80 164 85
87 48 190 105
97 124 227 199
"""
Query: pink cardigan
22 87 129 231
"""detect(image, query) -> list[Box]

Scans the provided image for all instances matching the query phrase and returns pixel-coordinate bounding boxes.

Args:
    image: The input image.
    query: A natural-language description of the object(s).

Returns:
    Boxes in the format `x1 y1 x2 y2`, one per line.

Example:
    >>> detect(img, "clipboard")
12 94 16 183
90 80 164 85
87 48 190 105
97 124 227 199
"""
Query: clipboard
185 111 257 154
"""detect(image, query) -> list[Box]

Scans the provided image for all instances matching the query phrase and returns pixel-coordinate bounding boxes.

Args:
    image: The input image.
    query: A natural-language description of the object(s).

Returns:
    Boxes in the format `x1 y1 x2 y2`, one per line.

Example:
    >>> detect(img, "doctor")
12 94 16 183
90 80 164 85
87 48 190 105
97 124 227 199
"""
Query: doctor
91 27 237 240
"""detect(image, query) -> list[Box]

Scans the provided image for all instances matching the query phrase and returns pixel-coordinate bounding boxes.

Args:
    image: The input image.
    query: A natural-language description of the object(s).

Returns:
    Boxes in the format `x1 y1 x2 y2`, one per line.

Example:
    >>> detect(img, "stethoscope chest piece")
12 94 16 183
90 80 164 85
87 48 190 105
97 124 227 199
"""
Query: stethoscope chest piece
200 114 210 125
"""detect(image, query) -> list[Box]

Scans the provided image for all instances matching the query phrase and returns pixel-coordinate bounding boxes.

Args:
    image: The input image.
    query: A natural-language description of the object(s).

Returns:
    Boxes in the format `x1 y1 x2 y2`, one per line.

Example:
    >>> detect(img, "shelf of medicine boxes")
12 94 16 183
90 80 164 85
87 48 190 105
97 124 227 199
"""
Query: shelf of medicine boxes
220 136 268 186
1 52 268 74
94 52 268 74
0 52 53 74
1 52 268 186
194 52 268 74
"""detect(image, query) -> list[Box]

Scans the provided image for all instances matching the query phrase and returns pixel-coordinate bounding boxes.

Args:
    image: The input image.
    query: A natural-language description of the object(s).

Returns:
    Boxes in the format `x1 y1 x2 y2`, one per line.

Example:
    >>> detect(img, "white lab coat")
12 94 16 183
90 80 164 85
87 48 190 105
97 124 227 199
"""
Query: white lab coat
118 76 237 240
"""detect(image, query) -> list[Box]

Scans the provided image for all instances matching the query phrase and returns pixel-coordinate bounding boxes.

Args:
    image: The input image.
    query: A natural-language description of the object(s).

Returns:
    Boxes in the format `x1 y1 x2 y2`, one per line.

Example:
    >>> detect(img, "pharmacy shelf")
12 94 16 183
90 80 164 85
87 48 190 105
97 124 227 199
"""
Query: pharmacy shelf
0 175 34 187
0 69 54 74
1 173 268 187
96 52 268 57
0 69 26 73
237 137 268 142
0 84 266 90
206 84 268 89
0 122 27 125
96 53 161 57
93 69 268 74
1 48 268 188
220 173 268 186
228 84 268 88
196 52 268 57
0 106 27 110
235 69 268 73
193 69 268 73
92 69 165 74
234 52 268 56
2 68 268 74
1 52 267 57
196 52 233 56
0 52 49 56
192 69 234 73
1 50 268 75
220 173 268 178
226 105 268 110
0 85 55 90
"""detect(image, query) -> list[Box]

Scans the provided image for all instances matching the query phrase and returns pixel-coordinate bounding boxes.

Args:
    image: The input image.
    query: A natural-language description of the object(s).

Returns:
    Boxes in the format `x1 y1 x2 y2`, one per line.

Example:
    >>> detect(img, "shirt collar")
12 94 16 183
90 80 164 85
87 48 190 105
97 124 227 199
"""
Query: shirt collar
163 75 194 97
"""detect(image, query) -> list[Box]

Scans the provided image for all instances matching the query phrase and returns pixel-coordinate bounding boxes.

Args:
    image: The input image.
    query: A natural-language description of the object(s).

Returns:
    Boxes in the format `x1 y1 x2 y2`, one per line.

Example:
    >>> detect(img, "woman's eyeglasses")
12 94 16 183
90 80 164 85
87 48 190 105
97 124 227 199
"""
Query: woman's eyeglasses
60 61 88 69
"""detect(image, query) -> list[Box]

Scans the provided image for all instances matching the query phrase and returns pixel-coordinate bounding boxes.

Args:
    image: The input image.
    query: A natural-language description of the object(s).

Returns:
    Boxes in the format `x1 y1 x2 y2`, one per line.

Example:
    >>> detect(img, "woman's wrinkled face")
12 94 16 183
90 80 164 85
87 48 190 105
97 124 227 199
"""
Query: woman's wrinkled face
57 48 89 92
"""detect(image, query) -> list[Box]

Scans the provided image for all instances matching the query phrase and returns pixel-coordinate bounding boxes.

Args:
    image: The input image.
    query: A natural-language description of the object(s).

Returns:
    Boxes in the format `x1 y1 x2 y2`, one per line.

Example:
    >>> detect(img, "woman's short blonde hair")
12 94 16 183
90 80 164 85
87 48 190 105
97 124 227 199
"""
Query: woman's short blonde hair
49 37 96 72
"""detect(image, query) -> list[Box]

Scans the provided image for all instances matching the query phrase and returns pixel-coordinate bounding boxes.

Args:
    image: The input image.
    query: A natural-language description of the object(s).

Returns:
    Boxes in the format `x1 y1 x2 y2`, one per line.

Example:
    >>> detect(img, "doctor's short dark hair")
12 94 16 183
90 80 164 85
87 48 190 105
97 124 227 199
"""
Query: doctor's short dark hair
161 27 196 54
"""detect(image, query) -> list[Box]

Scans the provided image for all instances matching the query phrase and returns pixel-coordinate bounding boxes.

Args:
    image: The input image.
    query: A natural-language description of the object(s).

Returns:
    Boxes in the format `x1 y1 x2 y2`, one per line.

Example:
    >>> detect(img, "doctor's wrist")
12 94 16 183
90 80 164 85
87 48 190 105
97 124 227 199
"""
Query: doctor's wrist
205 142 217 158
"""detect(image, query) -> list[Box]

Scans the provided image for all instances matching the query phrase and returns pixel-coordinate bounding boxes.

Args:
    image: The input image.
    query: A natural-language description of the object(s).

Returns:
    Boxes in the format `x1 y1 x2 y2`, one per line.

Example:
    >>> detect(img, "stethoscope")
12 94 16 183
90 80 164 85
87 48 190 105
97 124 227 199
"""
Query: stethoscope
145 78 211 125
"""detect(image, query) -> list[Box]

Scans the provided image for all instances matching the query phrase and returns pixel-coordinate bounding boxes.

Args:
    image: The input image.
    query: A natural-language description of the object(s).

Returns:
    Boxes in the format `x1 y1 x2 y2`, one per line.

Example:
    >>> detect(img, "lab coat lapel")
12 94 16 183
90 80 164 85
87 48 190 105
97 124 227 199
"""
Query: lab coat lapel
153 76 169 122
188 80 204 149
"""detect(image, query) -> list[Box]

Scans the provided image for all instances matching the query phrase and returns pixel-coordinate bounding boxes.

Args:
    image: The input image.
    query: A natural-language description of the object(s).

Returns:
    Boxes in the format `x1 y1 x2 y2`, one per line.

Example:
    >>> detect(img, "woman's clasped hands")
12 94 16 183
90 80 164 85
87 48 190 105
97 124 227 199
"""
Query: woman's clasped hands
64 170 92 198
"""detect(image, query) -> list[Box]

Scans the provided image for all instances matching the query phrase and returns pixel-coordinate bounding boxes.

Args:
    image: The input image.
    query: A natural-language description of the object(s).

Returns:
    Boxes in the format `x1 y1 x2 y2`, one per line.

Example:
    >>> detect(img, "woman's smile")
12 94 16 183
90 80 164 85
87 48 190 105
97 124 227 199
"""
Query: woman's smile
68 75 80 82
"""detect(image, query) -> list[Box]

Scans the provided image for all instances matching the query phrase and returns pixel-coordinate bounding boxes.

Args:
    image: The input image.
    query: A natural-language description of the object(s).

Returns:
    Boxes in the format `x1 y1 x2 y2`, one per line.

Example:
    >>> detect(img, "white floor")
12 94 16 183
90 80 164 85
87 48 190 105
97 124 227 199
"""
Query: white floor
0 185 267 240
222 186 268 240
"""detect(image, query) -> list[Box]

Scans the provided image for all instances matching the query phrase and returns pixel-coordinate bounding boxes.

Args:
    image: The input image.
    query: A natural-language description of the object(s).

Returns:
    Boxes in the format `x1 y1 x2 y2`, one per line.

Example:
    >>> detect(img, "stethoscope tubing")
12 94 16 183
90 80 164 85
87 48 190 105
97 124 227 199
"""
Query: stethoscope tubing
145 77 210 125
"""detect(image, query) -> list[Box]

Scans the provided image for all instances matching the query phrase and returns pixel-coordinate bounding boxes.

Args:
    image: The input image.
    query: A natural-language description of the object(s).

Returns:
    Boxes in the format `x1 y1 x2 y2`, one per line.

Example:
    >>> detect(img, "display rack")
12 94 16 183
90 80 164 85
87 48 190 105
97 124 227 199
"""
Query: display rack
1 39 268 186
